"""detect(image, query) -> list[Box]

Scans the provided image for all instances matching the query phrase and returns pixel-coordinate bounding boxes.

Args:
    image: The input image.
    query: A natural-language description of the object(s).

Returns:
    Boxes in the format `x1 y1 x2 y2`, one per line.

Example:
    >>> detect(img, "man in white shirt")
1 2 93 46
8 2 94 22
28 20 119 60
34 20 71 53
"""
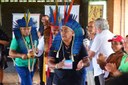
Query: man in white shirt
88 18 114 85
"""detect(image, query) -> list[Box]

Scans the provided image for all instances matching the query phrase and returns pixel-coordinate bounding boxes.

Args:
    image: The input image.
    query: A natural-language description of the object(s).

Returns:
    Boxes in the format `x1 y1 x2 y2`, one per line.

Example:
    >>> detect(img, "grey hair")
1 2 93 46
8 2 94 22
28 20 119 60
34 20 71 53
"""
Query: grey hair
94 18 109 30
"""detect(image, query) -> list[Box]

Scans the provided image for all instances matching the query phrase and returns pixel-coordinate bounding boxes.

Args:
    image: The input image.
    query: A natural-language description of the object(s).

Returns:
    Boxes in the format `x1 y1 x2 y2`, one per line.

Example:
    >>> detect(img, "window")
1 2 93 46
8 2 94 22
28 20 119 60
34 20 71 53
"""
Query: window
19 0 27 2
65 0 71 2
37 0 45 2
28 0 36 2
0 0 71 2
10 0 18 2
46 0 52 2
1 0 9 2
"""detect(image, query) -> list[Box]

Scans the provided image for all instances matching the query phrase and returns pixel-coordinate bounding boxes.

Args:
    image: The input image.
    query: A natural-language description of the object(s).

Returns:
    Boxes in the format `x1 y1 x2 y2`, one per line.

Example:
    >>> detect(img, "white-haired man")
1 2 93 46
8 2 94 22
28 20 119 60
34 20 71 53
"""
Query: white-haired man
88 18 114 85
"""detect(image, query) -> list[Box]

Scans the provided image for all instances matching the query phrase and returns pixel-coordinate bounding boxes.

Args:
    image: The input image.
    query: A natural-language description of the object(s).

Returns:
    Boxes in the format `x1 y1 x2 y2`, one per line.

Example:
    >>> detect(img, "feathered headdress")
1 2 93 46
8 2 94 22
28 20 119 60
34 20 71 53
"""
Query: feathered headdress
47 2 62 52
50 0 83 61
13 10 38 54
49 1 61 27
15 10 36 28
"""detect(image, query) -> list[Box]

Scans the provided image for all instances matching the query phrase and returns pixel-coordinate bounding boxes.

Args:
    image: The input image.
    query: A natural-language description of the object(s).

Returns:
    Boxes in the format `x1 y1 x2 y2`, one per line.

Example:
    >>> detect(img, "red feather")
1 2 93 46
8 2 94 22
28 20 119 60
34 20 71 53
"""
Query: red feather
64 0 66 22
65 0 75 23
53 10 56 25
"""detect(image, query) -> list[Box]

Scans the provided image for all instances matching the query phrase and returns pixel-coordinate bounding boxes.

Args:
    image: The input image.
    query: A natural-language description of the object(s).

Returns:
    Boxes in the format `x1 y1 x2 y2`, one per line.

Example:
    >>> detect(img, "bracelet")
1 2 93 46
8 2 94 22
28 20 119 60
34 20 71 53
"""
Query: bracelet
55 64 58 69
87 57 91 63
21 55 25 59
112 70 121 76
82 62 84 67
21 56 24 59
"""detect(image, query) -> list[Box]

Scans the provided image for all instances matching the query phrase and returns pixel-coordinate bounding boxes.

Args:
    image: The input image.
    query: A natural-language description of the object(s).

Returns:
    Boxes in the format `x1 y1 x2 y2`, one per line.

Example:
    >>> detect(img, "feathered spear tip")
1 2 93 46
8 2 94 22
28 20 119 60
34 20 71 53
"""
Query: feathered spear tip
24 10 30 27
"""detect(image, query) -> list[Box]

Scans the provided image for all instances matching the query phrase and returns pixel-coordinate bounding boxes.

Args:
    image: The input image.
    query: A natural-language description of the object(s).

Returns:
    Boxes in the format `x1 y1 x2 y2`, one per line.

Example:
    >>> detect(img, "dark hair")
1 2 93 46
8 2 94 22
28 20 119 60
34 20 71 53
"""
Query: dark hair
118 41 127 54
40 14 49 20
121 47 127 54
38 27 44 36
83 28 89 39
126 35 128 38
0 29 9 41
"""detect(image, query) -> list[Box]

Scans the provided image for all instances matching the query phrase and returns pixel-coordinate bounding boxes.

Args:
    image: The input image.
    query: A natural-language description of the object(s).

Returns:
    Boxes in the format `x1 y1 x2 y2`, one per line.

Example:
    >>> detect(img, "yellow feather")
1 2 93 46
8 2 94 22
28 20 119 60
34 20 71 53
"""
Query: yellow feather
27 12 30 26
24 13 27 25
24 11 31 27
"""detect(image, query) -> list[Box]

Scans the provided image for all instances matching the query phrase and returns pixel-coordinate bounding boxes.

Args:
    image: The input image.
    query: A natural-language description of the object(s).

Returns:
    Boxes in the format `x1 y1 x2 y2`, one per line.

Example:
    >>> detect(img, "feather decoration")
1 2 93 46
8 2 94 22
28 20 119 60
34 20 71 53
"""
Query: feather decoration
53 10 56 25
13 11 38 54
24 10 30 27
50 0 84 56
54 0 58 25
49 7 54 25
74 15 77 20
65 0 75 24
64 0 66 23
72 14 77 20
55 0 58 17
56 1 59 25
49 2 61 26
58 7 62 28
63 2 69 24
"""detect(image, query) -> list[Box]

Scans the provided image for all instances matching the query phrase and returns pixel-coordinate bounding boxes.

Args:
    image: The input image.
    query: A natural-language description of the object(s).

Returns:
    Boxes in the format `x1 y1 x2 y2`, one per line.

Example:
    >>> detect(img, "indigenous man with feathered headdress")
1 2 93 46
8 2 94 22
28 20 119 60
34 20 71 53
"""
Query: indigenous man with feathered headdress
42 4 60 85
9 10 38 85
46 5 61 85
48 0 90 85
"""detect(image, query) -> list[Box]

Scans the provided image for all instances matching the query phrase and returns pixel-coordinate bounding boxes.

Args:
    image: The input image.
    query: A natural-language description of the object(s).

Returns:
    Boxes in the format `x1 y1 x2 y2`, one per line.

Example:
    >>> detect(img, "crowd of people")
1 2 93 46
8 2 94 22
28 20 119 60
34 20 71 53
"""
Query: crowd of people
0 2 128 85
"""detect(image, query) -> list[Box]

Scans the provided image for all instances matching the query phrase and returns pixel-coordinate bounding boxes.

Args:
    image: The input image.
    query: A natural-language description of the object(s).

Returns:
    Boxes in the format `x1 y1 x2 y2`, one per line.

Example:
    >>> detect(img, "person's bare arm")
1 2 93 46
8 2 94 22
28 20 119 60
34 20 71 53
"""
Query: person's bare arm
9 49 27 59
0 40 9 45
76 50 95 70
105 63 122 76
76 57 90 70
83 57 90 67
97 53 107 70
48 57 56 69
48 57 64 69
88 50 95 60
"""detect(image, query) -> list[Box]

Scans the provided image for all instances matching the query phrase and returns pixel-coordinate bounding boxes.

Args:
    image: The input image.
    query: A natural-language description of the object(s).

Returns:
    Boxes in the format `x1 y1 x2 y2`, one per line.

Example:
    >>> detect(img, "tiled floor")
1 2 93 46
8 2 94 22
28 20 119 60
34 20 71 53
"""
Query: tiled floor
2 61 40 85
3 72 40 85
